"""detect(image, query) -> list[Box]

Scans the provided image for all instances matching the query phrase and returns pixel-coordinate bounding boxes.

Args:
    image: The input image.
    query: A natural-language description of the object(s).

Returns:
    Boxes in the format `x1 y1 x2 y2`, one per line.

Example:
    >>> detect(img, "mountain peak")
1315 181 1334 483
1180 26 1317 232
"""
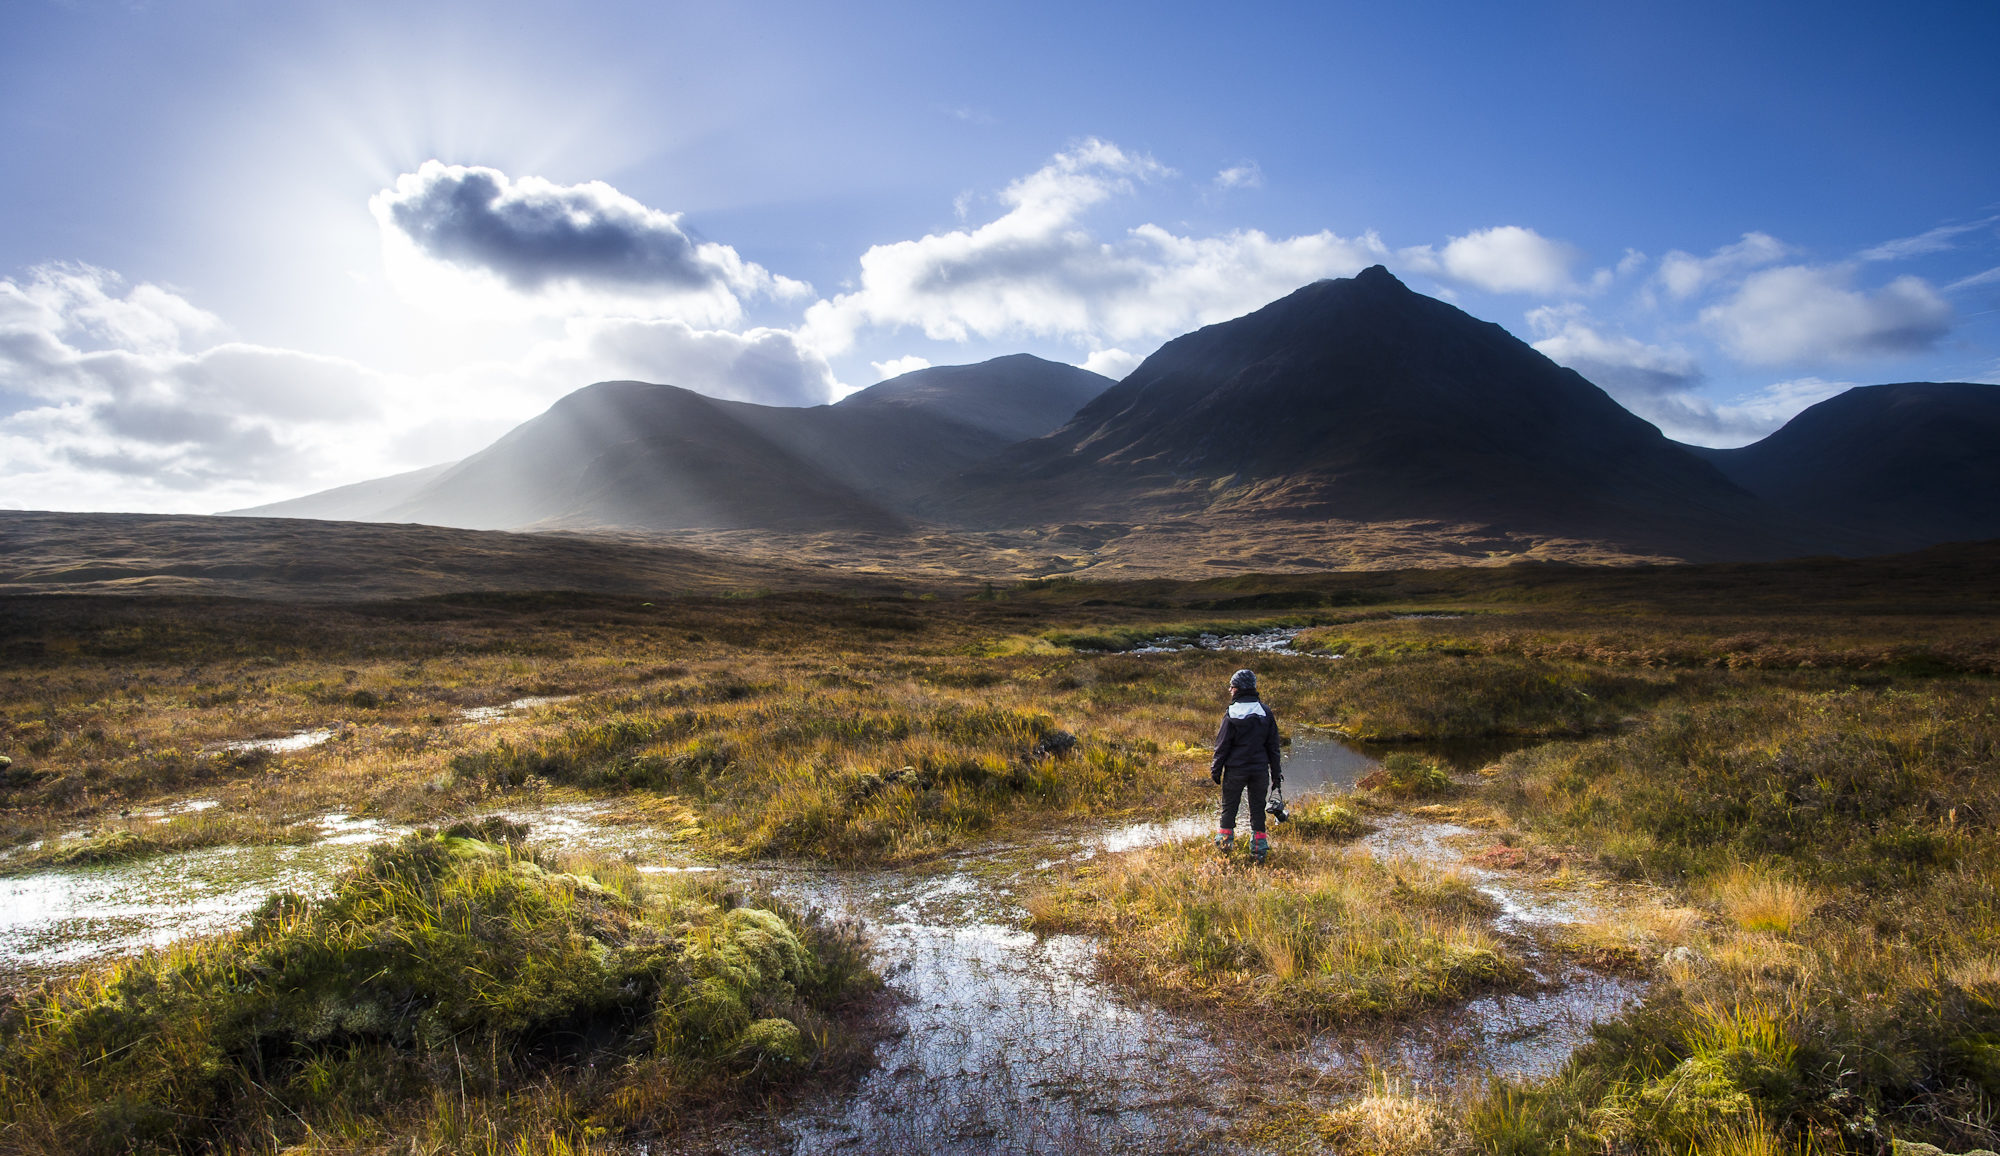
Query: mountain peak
939 267 1765 548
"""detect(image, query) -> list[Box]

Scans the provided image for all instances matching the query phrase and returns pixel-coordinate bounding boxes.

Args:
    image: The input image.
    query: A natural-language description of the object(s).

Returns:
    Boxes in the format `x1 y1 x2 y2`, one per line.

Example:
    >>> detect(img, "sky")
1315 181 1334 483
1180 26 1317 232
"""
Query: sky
2 0 1997 514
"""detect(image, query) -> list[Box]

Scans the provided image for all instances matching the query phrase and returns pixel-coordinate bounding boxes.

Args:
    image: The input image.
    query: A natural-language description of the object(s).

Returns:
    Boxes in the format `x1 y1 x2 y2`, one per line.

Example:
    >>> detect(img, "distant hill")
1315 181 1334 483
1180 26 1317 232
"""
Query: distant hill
933 266 1801 558
1690 382 2000 549
224 274 1998 566
228 355 1112 531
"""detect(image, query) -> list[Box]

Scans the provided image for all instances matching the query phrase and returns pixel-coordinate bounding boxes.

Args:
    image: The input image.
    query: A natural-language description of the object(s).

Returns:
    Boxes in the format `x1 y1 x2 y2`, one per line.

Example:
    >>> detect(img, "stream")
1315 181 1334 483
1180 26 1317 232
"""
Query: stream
0 730 1648 1152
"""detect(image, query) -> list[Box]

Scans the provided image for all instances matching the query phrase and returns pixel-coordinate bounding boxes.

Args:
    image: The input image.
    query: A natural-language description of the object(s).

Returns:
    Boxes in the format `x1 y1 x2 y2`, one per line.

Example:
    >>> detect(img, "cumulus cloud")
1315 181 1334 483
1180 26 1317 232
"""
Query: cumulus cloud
1700 265 1952 365
1400 226 1583 296
1081 347 1143 379
869 355 932 381
801 139 1384 356
1656 232 1789 300
1214 163 1263 190
1528 305 1704 398
371 161 807 324
0 265 392 509
1524 301 1855 443
0 263 842 513
1649 377 1855 448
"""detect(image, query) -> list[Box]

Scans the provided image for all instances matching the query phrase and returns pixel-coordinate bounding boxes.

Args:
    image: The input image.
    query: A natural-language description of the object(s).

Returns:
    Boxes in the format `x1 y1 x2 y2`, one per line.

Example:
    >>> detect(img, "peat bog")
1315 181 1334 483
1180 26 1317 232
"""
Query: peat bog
0 543 1995 1153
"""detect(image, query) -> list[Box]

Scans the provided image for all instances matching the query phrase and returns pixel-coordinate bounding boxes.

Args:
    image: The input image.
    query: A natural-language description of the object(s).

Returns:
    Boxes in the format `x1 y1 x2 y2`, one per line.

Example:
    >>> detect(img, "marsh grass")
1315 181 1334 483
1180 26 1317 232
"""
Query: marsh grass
1356 752 1458 799
5 557 2000 1151
1469 680 2000 1154
1028 821 1527 1028
0 820 877 1154
5 807 314 871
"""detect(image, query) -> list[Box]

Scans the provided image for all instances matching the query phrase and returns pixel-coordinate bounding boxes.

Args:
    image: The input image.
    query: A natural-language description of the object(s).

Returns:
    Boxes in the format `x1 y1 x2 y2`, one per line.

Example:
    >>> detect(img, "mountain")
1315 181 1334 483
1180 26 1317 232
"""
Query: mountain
228 355 1113 531
934 266 1789 556
831 353 1112 443
1690 382 2000 549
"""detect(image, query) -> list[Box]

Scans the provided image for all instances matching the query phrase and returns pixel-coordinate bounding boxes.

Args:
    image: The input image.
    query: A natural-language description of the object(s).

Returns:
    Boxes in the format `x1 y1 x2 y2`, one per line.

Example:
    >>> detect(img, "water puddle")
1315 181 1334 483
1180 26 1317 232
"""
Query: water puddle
458 695 577 723
762 860 1234 1153
1128 626 1306 654
1283 733 1375 796
215 727 336 754
0 839 373 974
136 798 219 821
318 812 409 846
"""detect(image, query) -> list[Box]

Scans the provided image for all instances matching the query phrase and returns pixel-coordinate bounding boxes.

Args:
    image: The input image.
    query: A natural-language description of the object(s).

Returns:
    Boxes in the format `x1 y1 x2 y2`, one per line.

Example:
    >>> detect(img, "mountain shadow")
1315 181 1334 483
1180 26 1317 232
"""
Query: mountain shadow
1690 382 2000 550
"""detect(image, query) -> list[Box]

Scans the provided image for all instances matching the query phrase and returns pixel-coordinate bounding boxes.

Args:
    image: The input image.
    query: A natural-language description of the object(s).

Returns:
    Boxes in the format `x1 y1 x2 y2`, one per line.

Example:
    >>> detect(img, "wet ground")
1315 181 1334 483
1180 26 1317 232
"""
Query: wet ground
0 730 1652 1152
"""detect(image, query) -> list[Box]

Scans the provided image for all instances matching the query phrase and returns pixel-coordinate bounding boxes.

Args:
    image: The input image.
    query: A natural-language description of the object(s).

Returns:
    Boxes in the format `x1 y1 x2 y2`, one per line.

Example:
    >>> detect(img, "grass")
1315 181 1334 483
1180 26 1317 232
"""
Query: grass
3 545 2000 1150
1027 808 1528 1028
1465 680 2000 1154
0 820 877 1154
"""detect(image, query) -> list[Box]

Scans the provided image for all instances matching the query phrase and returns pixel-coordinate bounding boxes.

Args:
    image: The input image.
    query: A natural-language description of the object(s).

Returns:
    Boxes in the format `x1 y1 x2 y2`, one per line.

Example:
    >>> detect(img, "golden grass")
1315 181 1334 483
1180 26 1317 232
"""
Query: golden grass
1311 1079 1461 1155
1711 866 1818 937
1028 827 1526 1026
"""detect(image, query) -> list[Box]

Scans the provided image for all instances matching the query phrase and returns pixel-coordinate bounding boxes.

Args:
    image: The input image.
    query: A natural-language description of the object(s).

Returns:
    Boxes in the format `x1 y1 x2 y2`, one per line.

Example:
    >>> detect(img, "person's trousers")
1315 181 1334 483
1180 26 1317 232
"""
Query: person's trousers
1218 767 1269 835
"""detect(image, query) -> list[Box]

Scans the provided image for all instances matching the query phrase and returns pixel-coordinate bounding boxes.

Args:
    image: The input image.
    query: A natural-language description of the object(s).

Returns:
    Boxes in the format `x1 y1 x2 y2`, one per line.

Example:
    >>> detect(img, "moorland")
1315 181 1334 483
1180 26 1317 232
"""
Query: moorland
0 528 1996 1154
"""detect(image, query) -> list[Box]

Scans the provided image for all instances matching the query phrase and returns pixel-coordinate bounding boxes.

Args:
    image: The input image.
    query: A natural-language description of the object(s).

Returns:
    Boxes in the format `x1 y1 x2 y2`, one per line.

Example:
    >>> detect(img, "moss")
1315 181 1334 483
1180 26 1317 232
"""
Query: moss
0 828 876 1153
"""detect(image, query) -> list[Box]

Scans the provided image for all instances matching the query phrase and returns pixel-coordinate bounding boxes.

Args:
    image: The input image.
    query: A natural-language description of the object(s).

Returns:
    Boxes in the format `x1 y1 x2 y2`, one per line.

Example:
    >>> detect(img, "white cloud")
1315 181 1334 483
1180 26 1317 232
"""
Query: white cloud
1643 377 1855 448
1524 303 1852 444
559 317 838 407
869 355 932 381
0 264 842 513
1859 217 1997 262
371 161 808 325
1700 265 1952 365
1400 226 1582 296
1528 304 1703 398
801 139 1384 356
1524 304 1852 444
1214 163 1263 190
0 265 393 510
1947 264 2000 292
1081 347 1142 379
1656 232 1789 300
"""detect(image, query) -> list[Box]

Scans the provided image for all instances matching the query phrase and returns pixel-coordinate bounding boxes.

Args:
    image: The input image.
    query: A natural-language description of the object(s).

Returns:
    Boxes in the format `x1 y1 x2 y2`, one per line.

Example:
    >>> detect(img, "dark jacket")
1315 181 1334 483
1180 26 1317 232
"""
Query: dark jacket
1212 693 1282 786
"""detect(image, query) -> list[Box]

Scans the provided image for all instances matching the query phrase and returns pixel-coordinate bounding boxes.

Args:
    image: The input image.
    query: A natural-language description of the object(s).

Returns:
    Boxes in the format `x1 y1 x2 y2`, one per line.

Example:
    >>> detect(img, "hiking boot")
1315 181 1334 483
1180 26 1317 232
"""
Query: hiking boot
1215 830 1234 853
1251 836 1268 864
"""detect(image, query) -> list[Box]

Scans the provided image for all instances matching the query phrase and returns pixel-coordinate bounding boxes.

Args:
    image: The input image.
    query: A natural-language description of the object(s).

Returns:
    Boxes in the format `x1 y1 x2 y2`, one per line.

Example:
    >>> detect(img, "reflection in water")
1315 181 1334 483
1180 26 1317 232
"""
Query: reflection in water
1281 734 1377 796
0 841 365 971
216 728 336 754
457 695 577 723
767 863 1231 1154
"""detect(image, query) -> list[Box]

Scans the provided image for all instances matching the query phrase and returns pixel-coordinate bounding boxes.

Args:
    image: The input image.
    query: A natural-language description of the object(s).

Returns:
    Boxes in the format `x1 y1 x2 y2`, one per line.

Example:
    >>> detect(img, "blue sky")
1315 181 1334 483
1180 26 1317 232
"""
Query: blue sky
3 0 1996 512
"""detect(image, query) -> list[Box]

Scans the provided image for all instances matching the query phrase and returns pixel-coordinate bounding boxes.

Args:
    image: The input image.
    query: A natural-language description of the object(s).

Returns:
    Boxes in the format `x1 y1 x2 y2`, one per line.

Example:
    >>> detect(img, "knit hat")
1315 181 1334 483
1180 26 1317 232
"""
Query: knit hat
1230 669 1257 690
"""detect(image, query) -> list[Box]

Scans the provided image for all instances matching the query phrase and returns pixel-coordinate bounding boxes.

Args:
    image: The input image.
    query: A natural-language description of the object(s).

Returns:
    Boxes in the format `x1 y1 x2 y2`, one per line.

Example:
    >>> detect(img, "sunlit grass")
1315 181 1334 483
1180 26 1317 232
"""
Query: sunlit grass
1028 817 1526 1026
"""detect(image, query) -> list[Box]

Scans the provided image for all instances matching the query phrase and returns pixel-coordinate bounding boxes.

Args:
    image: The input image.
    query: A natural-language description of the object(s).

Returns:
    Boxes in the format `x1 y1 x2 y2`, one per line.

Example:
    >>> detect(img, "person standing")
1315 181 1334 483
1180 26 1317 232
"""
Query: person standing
1211 668 1282 863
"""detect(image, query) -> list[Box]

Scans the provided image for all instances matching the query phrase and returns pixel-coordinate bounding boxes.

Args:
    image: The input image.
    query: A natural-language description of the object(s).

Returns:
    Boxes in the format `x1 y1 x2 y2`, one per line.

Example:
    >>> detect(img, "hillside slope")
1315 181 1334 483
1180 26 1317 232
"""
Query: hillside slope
1691 382 2000 548
935 266 1797 558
